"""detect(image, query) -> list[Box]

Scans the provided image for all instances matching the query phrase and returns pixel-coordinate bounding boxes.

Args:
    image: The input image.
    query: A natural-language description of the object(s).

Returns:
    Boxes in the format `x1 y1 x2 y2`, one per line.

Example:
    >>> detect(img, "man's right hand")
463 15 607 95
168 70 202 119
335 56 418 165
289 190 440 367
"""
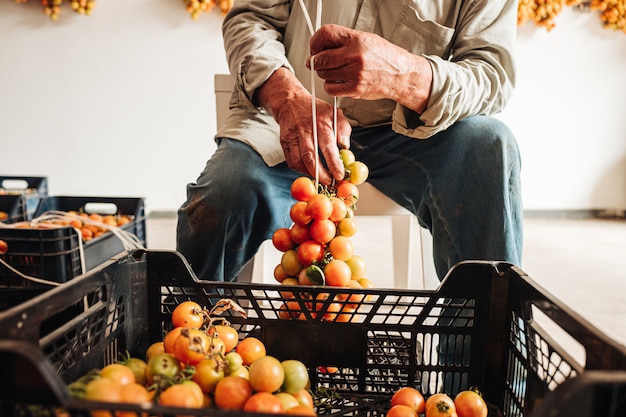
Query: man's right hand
255 67 351 184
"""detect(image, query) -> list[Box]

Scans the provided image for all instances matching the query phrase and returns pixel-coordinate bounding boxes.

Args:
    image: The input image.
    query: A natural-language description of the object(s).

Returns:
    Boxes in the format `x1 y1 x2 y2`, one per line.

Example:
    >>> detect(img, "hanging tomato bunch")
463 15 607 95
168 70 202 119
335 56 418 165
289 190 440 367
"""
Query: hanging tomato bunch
518 0 626 33
183 0 233 20
14 0 95 21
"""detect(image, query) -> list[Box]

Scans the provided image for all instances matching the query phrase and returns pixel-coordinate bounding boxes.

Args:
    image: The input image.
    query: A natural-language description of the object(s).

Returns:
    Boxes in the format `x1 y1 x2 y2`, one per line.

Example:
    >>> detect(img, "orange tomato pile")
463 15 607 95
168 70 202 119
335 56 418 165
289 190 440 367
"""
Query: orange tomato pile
68 299 316 416
11 210 134 242
387 387 488 417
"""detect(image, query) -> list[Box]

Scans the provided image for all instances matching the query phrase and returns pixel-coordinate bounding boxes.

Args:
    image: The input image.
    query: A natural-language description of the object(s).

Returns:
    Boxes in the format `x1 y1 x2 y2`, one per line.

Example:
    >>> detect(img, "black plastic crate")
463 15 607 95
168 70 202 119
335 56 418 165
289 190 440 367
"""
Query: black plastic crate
0 195 23 224
0 196 146 291
0 176 48 221
0 250 625 417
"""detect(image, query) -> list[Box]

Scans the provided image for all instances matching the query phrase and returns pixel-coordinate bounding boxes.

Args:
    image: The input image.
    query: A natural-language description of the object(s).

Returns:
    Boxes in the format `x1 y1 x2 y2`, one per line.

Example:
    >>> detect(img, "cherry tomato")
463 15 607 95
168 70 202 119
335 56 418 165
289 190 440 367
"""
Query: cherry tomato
346 161 369 185
171 300 205 328
272 227 296 252
309 219 337 244
290 201 312 226
339 149 356 168
296 240 325 267
306 194 333 221
291 177 317 202
454 389 488 417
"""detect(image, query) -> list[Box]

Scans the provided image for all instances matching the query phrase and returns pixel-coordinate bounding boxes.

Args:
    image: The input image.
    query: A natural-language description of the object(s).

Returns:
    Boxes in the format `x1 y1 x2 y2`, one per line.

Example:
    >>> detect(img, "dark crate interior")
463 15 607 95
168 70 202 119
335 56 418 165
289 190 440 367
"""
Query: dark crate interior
1 249 625 417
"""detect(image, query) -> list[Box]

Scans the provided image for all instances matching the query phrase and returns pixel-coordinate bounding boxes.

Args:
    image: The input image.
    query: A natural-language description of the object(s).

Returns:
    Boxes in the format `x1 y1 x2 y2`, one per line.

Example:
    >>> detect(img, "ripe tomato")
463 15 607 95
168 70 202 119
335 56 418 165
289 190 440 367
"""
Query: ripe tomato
171 300 205 328
280 359 309 394
214 375 254 410
0 240 8 255
296 240 325 267
346 161 369 185
291 177 317 202
281 249 304 277
454 390 488 417
209 324 239 353
290 201 312 226
324 259 352 287
336 181 359 207
272 227 296 252
243 391 285 414
163 326 184 353
391 387 425 414
426 400 458 417
309 219 336 244
173 328 212 365
248 355 285 393
328 235 354 261
192 357 225 394
235 336 266 366
274 264 289 283
387 404 418 417
310 293 343 321
426 393 455 411
306 194 333 220
329 196 348 222
145 341 164 362
158 383 202 408
337 279 365 308
100 363 135 386
290 223 311 244
117 382 152 417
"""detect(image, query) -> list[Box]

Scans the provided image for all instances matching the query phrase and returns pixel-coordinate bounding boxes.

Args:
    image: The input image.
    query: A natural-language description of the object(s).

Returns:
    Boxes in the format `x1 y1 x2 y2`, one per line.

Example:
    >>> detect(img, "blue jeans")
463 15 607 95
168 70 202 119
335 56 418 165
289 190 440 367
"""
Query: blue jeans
176 115 523 282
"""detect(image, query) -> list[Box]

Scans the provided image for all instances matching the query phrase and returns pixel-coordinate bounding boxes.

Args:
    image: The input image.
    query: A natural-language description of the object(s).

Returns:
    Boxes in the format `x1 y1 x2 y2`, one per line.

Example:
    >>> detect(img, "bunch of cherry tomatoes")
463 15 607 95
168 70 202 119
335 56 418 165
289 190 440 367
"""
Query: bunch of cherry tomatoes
270 149 376 322
388 386 488 417
68 299 316 416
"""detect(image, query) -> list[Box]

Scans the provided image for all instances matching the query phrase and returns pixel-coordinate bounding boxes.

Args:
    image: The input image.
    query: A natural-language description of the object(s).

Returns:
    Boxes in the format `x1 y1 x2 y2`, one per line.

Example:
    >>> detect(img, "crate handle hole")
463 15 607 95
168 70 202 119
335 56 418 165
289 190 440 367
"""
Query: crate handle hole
1 179 29 191
83 202 119 215
531 304 586 370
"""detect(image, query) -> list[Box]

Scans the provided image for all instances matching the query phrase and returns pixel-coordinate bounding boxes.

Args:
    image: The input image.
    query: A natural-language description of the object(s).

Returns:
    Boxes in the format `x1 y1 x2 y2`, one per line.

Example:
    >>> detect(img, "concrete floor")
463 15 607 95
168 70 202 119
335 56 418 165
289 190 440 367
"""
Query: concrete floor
146 215 626 348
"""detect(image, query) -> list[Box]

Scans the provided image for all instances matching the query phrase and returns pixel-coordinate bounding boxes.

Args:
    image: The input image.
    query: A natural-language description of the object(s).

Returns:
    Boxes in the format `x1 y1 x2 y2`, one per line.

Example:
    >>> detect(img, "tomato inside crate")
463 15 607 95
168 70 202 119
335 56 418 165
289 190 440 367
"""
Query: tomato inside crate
0 249 625 417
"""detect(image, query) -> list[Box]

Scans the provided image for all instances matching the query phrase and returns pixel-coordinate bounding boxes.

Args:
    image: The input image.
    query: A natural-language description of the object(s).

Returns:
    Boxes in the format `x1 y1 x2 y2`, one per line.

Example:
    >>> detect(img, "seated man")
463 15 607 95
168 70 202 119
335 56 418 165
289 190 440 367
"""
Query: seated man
176 0 523 282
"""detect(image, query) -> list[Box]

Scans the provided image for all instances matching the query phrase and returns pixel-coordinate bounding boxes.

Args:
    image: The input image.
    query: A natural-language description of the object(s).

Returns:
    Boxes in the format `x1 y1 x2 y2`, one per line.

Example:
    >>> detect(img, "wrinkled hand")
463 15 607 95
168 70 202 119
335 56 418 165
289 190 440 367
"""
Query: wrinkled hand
256 67 351 184
307 24 431 113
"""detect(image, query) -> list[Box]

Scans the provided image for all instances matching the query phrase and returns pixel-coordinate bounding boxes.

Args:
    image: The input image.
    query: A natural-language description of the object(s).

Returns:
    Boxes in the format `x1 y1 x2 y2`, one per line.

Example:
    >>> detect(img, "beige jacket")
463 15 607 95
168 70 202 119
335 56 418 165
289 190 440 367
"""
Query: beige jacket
219 0 517 166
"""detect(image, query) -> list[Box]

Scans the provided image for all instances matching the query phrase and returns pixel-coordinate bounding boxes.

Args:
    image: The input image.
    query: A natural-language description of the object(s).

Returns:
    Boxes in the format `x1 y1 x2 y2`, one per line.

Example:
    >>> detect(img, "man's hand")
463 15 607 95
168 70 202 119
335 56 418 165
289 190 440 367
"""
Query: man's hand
307 24 432 114
255 67 351 184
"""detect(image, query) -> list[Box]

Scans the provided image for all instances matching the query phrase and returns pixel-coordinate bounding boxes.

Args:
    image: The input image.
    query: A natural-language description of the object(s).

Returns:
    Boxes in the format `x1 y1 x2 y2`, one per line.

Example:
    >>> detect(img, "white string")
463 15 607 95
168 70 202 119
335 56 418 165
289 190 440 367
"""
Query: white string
299 0 341 187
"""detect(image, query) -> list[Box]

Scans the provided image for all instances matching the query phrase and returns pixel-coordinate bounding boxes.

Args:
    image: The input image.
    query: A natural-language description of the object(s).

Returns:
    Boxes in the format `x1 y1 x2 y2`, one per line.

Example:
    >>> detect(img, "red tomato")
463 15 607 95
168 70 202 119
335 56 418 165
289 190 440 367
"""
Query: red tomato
272 227 296 252
214 376 254 410
296 240 325 267
290 201 313 226
454 390 488 417
336 181 360 207
290 223 311 244
387 404 418 417
306 193 333 221
291 177 317 202
173 328 212 365
309 219 337 244
391 387 425 414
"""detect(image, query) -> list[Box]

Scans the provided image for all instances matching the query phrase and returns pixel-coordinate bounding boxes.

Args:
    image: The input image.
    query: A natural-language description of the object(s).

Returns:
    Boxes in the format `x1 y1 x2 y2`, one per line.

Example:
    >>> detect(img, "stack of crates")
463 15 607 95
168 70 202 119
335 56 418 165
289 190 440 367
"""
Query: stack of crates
0 249 625 417
0 175 146 310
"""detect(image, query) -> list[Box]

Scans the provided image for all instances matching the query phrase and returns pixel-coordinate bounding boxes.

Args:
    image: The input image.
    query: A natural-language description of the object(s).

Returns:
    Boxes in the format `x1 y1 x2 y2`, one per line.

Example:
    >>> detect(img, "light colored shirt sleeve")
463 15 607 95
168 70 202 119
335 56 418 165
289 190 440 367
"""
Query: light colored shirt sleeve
219 0 518 165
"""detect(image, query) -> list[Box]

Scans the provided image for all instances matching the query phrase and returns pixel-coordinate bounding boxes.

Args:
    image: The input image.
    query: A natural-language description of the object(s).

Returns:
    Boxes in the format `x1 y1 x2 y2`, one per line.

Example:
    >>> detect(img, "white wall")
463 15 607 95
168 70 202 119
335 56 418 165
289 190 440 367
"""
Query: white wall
1 2 625 214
